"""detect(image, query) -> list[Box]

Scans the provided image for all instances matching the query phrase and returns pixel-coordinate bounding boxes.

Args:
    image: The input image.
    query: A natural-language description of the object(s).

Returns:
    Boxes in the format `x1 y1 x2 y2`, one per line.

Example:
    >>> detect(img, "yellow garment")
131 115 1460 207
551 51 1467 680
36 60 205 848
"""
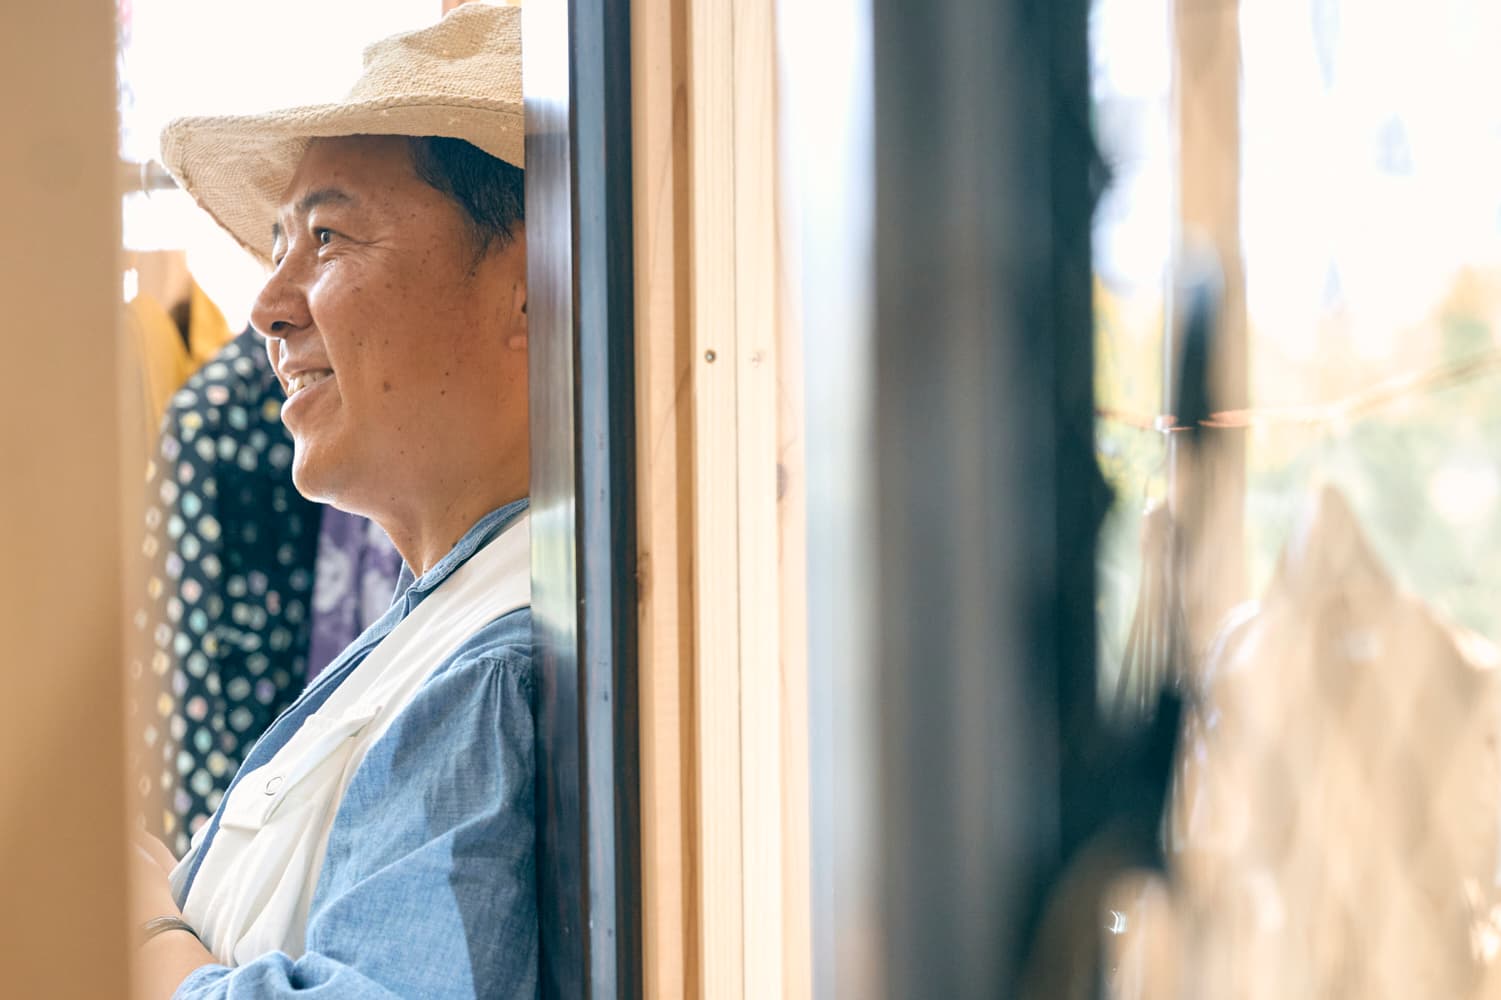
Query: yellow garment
124 279 235 443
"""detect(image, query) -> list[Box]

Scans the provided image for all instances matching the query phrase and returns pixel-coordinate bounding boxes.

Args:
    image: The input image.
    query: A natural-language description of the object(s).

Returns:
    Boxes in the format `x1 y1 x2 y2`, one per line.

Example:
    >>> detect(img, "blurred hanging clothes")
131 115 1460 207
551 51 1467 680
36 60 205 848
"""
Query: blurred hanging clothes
1168 485 1501 1000
306 508 404 684
123 270 236 455
132 328 322 856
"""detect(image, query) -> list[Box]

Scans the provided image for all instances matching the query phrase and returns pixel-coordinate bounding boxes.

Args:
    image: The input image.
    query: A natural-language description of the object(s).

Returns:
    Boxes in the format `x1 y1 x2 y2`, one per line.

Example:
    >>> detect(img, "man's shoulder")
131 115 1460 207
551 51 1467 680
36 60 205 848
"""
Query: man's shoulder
434 605 535 685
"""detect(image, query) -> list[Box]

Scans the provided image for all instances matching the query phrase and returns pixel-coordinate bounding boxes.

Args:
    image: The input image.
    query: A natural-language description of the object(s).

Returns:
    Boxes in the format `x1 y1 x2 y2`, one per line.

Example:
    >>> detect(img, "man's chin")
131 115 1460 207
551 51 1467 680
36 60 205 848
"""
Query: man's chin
289 445 346 506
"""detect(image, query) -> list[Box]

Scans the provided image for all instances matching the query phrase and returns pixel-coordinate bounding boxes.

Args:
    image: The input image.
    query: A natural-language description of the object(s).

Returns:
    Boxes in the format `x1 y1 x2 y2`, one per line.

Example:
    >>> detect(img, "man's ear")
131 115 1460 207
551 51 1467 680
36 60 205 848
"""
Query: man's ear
506 280 527 352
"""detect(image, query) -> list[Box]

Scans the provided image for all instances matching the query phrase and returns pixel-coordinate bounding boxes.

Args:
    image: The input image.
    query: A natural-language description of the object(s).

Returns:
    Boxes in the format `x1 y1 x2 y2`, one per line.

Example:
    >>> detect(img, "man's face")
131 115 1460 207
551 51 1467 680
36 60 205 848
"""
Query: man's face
250 135 528 517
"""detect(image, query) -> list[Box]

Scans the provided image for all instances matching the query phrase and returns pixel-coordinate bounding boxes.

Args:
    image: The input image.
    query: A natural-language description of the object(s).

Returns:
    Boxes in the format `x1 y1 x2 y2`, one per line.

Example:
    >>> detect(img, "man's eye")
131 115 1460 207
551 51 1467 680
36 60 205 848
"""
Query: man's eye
315 228 335 246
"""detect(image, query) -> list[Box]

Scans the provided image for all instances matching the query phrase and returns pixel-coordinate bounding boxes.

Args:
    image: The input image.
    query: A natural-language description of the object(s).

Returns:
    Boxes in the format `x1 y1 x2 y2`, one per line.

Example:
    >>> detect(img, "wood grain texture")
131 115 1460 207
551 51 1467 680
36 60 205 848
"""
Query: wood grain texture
632 0 700 993
729 0 788 995
641 0 811 993
689 0 747 994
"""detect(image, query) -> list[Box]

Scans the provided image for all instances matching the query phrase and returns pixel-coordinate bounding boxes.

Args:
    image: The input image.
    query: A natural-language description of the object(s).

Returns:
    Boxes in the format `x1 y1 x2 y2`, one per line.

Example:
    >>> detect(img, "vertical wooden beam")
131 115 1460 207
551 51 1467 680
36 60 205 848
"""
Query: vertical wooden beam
636 0 810 993
1174 0 1247 643
0 0 128 995
1176 0 1243 283
689 0 746 993
683 0 809 994
730 0 782 993
633 0 700 993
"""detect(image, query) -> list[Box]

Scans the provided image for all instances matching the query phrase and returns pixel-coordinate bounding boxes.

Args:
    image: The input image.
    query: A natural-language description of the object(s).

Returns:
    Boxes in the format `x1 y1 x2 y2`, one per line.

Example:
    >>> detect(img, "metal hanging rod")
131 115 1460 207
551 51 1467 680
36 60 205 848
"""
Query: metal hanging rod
120 158 179 193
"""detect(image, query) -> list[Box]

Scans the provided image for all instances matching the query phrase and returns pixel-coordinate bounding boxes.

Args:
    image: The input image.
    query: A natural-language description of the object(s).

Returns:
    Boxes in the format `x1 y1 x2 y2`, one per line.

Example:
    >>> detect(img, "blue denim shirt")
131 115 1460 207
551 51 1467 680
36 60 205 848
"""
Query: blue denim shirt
173 500 537 999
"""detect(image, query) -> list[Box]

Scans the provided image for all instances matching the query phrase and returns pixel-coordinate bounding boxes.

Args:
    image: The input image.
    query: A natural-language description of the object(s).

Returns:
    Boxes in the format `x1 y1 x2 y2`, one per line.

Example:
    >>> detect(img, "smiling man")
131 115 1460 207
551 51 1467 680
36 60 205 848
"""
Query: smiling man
261 135 529 572
129 7 539 998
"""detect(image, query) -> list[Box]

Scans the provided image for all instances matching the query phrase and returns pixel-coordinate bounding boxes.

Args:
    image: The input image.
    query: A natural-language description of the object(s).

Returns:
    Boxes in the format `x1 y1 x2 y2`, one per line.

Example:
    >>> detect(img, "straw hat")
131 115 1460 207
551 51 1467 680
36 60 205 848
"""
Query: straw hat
159 3 522 265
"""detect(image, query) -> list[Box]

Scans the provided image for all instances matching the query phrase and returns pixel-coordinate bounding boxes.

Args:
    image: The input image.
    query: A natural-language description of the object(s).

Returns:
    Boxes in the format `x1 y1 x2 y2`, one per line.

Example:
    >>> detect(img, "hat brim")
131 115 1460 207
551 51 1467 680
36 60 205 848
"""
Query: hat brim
160 96 524 266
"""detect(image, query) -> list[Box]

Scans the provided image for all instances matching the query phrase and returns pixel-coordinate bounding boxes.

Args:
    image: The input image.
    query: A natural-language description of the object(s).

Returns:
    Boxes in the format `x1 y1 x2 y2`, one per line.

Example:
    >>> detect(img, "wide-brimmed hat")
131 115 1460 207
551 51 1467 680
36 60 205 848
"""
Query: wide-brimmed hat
159 3 522 265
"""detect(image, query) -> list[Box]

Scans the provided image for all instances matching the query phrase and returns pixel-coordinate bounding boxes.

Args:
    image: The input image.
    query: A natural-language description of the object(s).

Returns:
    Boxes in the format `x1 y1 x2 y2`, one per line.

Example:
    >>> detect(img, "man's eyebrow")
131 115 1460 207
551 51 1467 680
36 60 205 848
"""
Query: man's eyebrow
270 188 358 246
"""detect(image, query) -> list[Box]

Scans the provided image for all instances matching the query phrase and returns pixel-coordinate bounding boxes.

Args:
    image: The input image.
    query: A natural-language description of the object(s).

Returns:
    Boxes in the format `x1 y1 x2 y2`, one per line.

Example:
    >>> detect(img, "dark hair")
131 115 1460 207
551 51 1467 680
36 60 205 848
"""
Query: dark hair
407 136 525 259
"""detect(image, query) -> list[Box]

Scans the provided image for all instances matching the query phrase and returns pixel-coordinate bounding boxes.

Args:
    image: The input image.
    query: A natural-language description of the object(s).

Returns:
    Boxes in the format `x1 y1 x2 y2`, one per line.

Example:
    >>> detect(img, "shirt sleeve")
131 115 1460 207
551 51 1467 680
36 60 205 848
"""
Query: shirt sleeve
172 645 539 1000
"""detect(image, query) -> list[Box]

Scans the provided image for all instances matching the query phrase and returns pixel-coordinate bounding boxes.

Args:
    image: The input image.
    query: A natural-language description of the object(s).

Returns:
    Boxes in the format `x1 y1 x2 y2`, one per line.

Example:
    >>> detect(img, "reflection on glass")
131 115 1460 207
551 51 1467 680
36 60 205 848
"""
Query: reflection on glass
1091 0 1173 712
1093 1 1501 997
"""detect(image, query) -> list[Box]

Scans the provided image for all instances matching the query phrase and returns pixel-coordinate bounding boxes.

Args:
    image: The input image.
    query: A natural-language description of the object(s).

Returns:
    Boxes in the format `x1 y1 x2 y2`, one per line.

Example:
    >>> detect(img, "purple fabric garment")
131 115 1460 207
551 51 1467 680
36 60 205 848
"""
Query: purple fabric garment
306 507 404 682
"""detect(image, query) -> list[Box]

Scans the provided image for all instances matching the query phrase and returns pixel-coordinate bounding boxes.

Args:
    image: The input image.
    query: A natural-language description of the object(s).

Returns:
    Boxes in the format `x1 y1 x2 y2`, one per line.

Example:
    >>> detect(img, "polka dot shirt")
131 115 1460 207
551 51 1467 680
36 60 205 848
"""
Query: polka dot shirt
129 329 322 857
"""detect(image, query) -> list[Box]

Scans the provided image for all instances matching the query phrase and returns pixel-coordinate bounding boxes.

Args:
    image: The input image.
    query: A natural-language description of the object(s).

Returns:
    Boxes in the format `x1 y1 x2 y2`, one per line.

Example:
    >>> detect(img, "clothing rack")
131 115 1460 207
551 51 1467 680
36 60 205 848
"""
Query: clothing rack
120 158 178 194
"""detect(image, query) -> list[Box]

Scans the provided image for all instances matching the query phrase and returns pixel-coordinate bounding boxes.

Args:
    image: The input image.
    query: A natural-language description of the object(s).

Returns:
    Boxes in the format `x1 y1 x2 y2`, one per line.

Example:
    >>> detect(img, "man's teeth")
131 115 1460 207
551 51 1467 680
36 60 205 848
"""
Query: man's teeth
286 371 333 396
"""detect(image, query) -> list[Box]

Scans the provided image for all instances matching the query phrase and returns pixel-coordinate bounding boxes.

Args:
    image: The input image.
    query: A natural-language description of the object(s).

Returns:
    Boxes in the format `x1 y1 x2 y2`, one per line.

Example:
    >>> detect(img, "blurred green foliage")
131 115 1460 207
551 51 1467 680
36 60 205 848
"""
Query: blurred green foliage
1093 279 1501 706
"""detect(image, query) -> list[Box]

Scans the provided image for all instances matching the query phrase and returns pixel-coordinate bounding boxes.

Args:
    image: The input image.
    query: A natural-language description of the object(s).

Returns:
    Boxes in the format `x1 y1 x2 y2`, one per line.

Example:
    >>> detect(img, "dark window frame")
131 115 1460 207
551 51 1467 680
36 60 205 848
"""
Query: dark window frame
523 1 642 996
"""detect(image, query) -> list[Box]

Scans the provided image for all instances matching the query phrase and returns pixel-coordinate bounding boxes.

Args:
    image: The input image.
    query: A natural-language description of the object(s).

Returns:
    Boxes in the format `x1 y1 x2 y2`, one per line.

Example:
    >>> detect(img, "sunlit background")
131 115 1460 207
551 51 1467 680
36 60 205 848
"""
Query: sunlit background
1092 1 1501 996
117 0 439 327
1095 0 1501 666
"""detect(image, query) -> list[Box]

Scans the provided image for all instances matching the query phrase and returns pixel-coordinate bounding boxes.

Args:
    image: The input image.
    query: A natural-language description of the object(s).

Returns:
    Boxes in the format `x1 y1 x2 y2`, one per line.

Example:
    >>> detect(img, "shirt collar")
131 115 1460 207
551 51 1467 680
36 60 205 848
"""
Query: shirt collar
392 497 531 603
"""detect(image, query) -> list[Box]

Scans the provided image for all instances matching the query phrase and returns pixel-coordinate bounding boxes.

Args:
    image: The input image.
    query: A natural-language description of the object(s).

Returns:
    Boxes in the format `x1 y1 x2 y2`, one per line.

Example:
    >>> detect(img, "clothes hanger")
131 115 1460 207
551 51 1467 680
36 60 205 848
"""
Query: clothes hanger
124 249 192 308
121 159 191 314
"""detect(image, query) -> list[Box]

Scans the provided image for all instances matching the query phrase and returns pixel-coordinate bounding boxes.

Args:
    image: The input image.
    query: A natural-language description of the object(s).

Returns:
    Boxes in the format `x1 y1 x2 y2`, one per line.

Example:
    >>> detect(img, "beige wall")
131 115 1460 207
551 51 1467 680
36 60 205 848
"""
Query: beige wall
0 1 130 995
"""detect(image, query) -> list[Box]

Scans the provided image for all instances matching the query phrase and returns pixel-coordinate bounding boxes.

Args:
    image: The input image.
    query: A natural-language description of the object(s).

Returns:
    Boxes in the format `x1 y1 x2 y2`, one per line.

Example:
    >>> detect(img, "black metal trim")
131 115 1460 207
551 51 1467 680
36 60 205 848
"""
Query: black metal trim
524 0 641 995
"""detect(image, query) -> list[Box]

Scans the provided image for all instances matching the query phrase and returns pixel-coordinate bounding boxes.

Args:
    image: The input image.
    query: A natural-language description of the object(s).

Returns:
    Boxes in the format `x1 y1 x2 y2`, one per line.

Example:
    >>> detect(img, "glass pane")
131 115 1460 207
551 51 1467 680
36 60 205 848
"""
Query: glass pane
1093 1 1501 997
1091 0 1173 715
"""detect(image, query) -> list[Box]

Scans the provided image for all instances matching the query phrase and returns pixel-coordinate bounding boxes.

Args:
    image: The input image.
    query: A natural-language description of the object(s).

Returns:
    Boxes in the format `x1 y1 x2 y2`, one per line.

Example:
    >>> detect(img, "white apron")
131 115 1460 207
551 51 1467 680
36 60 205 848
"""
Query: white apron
171 513 530 965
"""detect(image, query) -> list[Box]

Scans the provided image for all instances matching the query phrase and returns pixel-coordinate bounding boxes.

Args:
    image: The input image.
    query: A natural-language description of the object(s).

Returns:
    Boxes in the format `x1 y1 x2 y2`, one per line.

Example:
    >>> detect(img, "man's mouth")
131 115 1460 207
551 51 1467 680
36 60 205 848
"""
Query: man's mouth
285 370 334 396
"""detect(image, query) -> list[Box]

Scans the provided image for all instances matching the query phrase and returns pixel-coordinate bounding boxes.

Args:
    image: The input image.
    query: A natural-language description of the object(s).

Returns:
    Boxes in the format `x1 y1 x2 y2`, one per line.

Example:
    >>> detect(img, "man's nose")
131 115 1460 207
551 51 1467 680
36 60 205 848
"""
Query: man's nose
249 258 312 341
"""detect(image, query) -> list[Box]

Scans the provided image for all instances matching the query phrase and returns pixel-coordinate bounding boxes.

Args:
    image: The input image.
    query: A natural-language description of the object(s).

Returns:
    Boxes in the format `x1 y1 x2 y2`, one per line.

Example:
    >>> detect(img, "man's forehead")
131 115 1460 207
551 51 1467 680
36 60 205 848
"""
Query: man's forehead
282 137 402 200
272 136 414 241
